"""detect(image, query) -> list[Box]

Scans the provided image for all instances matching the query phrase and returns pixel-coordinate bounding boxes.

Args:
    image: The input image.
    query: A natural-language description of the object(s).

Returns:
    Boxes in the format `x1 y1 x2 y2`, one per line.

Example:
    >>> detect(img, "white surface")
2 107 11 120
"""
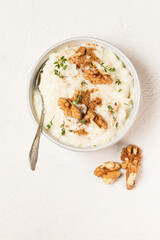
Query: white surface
0 0 160 239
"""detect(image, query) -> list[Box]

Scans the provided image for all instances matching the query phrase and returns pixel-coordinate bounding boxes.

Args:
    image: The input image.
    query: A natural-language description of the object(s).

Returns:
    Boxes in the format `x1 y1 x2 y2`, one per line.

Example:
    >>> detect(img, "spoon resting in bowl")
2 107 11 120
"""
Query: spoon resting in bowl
29 62 46 171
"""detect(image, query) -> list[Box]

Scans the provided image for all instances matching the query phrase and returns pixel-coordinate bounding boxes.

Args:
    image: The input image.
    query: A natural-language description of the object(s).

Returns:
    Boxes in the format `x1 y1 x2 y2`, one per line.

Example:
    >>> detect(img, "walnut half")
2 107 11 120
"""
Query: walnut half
126 163 140 190
94 161 121 185
83 69 113 85
121 144 142 190
102 171 121 185
58 97 82 120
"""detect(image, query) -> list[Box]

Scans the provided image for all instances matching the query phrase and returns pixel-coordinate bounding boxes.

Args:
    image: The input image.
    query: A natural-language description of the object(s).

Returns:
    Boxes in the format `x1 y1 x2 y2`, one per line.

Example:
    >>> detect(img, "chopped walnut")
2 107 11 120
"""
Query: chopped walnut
73 128 88 135
90 97 102 109
87 109 108 129
102 171 121 185
121 144 142 190
94 114 108 129
94 161 121 177
83 69 113 85
87 108 96 120
68 46 112 85
58 97 82 120
76 46 86 56
71 89 94 108
68 47 100 69
71 90 102 111
71 89 107 129
86 48 100 62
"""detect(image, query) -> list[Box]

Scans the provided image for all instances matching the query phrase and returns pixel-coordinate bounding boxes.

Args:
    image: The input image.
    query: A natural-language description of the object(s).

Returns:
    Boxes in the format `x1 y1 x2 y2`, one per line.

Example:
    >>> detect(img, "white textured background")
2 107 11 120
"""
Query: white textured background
0 0 160 239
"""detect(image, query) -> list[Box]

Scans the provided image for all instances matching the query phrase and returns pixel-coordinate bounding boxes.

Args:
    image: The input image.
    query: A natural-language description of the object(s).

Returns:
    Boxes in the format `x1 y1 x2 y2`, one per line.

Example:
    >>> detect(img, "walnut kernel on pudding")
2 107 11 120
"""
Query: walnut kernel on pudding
83 69 113 85
121 144 142 190
94 161 121 185
58 97 82 120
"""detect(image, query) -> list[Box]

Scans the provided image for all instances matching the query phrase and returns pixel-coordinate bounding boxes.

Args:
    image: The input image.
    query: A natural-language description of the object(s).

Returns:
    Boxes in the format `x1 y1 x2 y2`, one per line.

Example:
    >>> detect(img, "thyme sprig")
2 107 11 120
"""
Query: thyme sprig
75 94 82 104
79 119 87 124
46 121 53 129
81 81 88 85
115 79 121 85
107 105 119 128
100 62 116 73
46 115 55 129
60 122 65 136
54 56 67 78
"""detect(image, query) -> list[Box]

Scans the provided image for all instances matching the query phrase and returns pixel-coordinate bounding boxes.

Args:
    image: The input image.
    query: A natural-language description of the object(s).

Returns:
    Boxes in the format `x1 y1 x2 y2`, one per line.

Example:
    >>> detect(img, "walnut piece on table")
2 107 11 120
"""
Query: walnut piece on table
58 97 82 120
83 69 113 85
126 163 140 190
121 144 142 190
94 161 121 185
102 171 121 185
94 161 121 177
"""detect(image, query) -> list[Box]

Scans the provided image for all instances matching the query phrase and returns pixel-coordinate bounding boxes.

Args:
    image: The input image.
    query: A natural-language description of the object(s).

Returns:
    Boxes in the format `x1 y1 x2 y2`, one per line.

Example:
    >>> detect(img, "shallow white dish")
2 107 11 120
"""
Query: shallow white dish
28 37 140 152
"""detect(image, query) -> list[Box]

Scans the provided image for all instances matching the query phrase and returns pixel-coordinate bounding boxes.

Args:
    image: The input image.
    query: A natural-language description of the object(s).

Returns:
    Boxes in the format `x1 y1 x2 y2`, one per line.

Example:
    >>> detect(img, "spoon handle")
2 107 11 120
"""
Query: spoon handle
29 110 44 171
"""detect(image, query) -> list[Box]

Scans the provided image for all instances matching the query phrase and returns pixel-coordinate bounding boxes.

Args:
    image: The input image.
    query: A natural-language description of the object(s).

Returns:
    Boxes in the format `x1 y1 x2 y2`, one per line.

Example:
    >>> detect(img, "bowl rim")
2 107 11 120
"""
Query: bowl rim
27 36 140 152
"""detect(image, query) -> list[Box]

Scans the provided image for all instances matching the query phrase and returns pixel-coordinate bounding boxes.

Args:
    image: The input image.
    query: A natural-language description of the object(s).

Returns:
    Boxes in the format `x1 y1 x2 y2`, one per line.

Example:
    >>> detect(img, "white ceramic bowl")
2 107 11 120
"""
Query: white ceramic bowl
28 37 140 152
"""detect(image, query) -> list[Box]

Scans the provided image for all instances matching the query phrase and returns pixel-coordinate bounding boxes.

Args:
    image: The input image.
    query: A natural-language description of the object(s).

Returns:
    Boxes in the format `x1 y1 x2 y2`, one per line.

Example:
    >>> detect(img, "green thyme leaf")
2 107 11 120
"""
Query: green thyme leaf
60 56 65 60
54 61 58 64
54 69 59 75
81 90 84 94
107 105 114 114
55 64 60 69
79 120 87 124
60 75 64 78
60 122 65 135
75 95 82 104
69 130 73 132
46 124 51 129
61 128 65 136
118 89 122 92
100 63 108 72
107 105 112 110
63 65 67 70
46 121 53 129
60 56 66 63
115 122 118 128
81 81 87 85
109 68 116 72
75 98 80 104
115 79 121 85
